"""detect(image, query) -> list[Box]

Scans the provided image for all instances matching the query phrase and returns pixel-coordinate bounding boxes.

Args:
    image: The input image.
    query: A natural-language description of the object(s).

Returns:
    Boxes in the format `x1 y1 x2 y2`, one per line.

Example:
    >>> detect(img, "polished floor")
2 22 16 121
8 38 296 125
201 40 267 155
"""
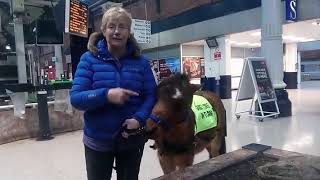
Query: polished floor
0 81 319 180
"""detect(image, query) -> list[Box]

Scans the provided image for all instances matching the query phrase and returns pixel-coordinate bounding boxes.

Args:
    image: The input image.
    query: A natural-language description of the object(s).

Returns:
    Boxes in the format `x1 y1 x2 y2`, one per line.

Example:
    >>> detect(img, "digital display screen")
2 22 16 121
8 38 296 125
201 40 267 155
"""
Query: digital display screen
65 0 88 37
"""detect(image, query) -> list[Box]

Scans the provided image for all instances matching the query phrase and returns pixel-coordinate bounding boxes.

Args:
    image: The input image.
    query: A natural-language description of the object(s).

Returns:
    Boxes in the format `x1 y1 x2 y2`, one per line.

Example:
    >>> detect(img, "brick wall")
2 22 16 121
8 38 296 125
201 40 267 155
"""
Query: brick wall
93 0 222 32
127 0 221 21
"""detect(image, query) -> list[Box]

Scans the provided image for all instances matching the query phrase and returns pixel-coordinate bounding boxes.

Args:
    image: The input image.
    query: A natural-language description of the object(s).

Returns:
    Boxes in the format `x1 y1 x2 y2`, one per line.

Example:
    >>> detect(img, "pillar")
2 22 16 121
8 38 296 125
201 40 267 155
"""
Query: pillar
261 0 291 117
13 16 27 118
297 51 301 85
202 41 218 94
54 45 63 80
202 36 231 99
216 36 232 99
14 17 27 84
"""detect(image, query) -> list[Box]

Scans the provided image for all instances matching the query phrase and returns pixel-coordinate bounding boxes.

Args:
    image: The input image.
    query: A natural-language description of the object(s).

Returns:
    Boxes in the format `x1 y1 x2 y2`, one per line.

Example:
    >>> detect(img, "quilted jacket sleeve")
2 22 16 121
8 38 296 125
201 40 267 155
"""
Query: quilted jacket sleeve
70 53 108 111
131 58 157 126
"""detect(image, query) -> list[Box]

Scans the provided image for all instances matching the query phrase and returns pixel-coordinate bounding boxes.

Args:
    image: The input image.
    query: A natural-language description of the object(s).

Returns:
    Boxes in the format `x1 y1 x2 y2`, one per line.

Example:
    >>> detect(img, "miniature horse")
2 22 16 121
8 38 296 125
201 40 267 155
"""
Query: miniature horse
146 73 226 174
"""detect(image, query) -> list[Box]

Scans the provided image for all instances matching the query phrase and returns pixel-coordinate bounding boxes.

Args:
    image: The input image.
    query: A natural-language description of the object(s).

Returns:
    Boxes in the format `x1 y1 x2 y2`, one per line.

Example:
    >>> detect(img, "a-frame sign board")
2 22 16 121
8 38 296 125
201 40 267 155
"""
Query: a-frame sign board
235 57 280 122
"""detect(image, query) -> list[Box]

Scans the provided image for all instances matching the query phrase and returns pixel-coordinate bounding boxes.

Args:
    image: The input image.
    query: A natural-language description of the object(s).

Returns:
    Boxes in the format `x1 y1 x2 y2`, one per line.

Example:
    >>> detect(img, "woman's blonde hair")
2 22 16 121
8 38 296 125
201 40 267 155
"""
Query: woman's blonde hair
88 7 141 57
100 7 132 33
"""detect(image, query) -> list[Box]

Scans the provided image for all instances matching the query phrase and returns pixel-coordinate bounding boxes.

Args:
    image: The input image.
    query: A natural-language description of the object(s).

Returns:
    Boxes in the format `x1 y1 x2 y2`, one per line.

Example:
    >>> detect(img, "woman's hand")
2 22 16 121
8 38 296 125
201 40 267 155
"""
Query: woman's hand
107 88 139 105
122 118 140 138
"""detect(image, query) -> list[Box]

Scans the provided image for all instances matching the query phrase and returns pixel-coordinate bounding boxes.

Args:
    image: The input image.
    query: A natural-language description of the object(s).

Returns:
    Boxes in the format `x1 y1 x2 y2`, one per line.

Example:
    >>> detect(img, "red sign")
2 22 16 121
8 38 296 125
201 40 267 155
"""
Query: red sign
214 50 222 60
47 66 55 80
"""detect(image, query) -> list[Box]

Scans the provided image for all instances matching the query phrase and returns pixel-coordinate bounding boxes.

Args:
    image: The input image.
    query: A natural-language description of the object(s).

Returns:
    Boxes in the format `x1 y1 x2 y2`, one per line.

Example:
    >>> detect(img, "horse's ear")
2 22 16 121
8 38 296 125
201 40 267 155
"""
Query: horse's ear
190 84 202 93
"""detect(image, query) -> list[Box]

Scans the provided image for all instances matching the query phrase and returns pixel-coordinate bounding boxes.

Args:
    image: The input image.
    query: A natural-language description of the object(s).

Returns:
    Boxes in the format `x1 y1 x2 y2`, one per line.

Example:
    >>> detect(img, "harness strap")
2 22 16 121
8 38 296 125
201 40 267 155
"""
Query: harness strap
149 114 171 130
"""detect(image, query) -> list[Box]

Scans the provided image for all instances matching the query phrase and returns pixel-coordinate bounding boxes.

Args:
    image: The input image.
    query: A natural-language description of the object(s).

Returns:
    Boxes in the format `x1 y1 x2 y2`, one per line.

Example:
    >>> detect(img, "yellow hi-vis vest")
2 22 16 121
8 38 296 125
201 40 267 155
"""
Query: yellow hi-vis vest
191 95 217 134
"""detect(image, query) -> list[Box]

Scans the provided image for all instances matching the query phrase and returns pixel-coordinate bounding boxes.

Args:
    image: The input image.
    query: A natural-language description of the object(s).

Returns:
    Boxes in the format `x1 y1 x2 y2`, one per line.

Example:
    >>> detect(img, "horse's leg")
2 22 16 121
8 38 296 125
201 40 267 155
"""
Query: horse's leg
173 152 194 170
194 137 210 155
205 144 213 159
158 152 175 174
207 133 223 158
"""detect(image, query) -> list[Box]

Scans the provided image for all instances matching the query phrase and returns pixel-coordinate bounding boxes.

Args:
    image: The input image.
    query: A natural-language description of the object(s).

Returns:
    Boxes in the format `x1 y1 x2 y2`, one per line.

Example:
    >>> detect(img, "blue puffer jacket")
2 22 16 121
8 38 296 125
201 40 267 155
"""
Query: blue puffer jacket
70 35 156 145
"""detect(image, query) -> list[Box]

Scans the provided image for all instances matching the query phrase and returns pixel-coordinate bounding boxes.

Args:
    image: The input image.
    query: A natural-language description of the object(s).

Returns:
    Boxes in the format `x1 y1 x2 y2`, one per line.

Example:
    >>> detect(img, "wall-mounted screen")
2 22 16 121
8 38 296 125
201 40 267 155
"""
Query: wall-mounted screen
65 0 88 37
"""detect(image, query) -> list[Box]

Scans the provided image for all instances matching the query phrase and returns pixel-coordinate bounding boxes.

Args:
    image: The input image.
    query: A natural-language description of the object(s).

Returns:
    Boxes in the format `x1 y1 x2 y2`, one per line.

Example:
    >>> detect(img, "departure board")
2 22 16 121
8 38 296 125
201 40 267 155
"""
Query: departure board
65 0 88 37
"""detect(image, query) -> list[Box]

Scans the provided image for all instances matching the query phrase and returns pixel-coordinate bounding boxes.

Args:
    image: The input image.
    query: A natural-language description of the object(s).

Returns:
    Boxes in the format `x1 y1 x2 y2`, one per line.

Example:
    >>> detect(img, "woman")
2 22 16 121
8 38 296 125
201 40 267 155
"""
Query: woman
70 7 156 180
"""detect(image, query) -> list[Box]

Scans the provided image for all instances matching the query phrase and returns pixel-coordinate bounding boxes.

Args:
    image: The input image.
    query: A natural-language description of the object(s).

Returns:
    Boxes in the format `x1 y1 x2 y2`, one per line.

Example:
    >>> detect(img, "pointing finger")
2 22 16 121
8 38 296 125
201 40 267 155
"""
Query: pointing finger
122 89 139 96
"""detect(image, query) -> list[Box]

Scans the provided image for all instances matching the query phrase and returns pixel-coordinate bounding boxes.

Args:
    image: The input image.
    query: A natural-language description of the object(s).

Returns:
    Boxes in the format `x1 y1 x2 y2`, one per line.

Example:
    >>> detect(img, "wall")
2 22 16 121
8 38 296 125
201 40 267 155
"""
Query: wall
298 40 320 51
127 0 215 21
142 0 320 50
142 7 262 49
230 47 261 90
142 44 181 59
284 43 298 72
231 47 261 58
181 45 204 57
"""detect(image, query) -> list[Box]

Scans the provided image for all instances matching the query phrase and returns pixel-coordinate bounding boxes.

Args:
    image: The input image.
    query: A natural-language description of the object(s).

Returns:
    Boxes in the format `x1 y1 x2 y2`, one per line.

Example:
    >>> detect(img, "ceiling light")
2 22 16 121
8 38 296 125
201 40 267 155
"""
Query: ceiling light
251 32 261 36
305 39 315 42
283 35 294 40
230 41 261 47
283 35 305 42
5 45 11 50
248 43 261 47
236 42 250 45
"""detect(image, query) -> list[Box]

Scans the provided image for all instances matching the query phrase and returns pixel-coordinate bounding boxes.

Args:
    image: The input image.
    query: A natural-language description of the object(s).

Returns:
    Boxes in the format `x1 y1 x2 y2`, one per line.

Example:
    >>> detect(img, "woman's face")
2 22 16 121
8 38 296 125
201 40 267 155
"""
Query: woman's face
103 15 130 50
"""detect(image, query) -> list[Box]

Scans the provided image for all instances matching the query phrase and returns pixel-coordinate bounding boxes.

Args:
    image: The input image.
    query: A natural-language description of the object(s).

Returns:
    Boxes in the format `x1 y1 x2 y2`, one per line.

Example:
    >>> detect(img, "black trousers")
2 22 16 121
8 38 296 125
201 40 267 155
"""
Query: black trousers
85 145 144 180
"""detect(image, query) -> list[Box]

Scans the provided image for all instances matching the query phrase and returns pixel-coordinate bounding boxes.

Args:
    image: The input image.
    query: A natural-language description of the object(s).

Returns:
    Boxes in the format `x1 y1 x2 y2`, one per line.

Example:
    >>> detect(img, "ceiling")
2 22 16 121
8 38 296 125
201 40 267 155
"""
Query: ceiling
230 19 320 48
184 19 320 48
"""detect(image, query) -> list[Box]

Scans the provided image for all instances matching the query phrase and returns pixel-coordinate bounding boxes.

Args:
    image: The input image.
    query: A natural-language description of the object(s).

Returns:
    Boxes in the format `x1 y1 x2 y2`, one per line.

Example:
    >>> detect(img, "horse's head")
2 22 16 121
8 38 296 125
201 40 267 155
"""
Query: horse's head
146 73 201 140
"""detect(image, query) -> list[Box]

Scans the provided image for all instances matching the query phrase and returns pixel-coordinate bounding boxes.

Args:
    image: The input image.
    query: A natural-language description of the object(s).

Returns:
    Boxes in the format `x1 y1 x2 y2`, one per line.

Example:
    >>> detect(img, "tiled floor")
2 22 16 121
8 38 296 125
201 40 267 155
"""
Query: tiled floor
0 81 319 180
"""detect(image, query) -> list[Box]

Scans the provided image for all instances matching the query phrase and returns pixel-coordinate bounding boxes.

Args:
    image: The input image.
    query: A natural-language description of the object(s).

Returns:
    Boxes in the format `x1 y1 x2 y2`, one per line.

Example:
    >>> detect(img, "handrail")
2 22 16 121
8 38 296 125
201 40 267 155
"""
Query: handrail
0 101 56 111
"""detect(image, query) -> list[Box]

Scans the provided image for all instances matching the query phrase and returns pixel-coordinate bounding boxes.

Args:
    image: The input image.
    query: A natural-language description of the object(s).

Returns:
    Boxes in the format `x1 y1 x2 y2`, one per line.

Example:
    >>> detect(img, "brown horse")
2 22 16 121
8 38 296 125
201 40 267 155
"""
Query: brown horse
146 73 226 174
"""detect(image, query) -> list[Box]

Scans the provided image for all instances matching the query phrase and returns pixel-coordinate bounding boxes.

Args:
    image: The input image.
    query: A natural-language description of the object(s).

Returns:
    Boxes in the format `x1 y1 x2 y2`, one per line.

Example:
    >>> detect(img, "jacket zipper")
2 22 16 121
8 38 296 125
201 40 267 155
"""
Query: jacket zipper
114 58 122 87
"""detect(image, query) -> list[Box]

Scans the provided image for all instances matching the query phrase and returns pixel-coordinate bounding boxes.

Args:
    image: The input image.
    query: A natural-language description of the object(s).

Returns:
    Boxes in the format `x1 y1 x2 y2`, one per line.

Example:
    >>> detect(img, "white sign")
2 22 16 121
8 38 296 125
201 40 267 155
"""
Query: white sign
131 19 151 44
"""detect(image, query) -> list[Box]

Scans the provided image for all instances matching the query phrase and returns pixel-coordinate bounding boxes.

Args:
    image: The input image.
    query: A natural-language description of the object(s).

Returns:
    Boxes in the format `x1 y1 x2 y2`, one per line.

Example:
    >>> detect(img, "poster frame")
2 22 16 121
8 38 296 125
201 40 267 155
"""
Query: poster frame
234 57 280 122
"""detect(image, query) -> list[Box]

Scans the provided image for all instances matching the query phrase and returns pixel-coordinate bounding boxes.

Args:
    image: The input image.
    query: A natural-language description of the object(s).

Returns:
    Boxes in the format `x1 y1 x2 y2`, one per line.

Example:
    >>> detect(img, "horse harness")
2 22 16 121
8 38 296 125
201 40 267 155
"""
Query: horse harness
149 109 196 155
149 109 193 131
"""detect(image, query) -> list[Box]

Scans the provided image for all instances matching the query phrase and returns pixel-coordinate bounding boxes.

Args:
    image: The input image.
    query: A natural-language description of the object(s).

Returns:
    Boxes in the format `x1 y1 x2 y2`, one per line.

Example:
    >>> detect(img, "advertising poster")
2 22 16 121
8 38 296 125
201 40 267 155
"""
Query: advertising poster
150 60 160 82
251 60 276 101
159 57 181 80
150 58 181 82
200 58 205 77
182 57 202 78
